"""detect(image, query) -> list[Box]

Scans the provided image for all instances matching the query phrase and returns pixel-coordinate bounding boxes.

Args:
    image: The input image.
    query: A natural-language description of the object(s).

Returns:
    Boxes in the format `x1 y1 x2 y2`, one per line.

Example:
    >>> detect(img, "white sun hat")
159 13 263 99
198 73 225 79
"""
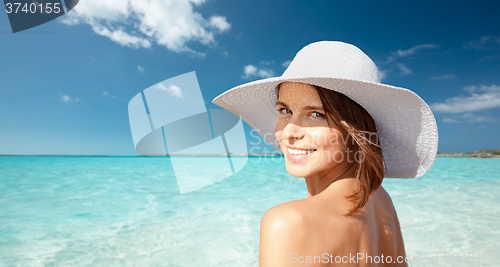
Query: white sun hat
212 41 438 178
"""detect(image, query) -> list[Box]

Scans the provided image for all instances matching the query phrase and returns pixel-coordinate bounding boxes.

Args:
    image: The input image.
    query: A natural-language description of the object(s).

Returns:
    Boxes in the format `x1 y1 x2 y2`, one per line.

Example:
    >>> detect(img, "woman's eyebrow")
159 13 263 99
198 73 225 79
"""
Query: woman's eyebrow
276 101 324 110
276 101 288 107
304 105 324 110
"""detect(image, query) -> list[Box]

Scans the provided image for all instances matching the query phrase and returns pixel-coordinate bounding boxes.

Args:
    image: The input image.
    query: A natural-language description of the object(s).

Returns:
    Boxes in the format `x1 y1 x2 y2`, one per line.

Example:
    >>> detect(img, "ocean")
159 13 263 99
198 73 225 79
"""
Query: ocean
0 156 499 266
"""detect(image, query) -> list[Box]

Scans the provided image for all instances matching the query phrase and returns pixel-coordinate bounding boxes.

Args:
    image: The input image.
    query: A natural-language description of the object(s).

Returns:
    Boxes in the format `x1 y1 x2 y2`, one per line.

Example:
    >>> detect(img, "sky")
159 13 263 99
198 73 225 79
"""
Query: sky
0 0 499 155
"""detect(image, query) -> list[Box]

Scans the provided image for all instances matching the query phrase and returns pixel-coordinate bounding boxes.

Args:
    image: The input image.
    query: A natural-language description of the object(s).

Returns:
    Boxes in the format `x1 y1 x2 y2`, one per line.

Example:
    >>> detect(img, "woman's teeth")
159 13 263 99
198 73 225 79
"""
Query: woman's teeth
287 148 316 155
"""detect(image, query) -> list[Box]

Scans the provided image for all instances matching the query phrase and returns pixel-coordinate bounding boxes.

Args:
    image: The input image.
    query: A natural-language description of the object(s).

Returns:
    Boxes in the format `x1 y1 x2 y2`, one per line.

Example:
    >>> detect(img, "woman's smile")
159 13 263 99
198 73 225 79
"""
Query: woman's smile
285 145 317 162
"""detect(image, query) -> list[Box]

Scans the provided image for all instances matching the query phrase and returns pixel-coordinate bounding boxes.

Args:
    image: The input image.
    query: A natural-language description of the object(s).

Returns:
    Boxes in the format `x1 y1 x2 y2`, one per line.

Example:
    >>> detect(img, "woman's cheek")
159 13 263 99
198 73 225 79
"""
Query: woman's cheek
309 128 334 147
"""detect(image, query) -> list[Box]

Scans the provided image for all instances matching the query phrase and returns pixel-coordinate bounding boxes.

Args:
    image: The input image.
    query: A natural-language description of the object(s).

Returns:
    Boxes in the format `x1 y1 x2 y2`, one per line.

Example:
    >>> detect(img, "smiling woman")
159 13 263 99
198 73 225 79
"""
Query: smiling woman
212 41 438 266
261 82 403 266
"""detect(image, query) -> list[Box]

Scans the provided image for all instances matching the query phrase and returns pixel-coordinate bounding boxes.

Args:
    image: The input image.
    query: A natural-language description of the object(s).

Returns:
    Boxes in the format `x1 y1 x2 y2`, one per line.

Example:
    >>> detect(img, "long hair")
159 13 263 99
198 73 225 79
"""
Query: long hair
314 85 385 215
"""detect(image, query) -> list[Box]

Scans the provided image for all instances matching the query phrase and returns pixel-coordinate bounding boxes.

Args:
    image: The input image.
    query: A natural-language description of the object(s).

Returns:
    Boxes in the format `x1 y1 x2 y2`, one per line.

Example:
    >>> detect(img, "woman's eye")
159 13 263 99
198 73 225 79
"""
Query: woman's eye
277 108 291 114
311 111 325 118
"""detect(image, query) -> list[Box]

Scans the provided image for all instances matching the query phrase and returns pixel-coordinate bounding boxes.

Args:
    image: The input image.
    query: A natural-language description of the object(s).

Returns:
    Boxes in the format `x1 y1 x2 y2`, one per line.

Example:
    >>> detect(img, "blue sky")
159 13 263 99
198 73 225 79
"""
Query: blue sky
0 0 499 155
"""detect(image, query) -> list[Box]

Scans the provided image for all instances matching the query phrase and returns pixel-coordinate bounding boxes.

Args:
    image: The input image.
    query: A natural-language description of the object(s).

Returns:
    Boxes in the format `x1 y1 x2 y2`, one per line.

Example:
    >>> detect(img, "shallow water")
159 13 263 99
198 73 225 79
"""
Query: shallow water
0 156 498 266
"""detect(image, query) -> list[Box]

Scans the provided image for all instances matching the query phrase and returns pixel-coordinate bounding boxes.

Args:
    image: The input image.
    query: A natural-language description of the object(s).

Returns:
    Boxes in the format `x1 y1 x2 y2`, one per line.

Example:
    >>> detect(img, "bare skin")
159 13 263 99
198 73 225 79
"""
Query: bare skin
259 82 407 266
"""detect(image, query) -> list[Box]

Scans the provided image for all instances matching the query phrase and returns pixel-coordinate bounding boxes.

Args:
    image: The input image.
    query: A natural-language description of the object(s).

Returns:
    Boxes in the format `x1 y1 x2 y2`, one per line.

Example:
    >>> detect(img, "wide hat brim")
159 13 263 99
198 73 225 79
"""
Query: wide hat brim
213 74 438 179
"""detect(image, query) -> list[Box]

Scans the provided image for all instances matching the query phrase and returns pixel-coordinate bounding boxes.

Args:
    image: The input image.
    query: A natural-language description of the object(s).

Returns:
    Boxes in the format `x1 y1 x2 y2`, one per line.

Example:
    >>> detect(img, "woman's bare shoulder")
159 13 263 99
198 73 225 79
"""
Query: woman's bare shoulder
370 185 399 220
259 200 357 266
260 200 309 240
260 198 337 231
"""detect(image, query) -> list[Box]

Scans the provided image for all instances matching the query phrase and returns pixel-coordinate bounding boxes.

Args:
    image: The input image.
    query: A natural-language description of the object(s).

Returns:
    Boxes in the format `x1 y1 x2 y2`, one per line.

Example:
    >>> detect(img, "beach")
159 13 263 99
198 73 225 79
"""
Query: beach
0 156 499 266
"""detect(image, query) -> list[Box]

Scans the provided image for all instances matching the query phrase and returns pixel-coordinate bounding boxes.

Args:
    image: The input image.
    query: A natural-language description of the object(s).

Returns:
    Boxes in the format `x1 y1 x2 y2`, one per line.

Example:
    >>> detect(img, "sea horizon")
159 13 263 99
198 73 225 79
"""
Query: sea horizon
1 148 499 158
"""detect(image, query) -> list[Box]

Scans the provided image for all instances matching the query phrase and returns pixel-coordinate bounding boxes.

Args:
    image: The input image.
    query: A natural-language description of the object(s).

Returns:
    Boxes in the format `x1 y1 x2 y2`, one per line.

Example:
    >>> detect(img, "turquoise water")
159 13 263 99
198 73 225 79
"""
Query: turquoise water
0 156 499 266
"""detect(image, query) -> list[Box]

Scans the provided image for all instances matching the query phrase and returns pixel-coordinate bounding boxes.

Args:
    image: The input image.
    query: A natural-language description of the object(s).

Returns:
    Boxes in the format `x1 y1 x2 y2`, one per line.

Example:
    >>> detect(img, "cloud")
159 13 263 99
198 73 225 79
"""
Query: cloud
242 64 274 79
91 25 151 48
463 36 500 63
477 54 500 63
259 60 275 65
155 84 184 99
281 60 292 67
102 91 109 96
395 44 439 57
61 94 71 102
396 63 412 75
463 36 500 51
463 85 477 93
429 74 456 81
381 43 439 78
379 70 387 81
61 0 231 56
59 93 79 102
430 84 500 113
442 113 498 124
209 15 231 32
138 65 144 73
387 44 439 63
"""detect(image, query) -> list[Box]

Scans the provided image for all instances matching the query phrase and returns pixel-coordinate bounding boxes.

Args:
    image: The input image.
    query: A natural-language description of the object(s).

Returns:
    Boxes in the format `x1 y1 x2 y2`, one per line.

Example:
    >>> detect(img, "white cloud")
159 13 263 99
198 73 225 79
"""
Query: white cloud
242 64 274 79
463 36 500 63
209 15 231 32
396 63 412 75
387 43 439 63
155 84 184 99
463 85 477 93
61 94 71 102
442 113 498 123
92 25 151 48
379 70 387 81
381 43 438 77
281 60 292 67
138 65 144 72
430 84 500 113
429 74 456 81
102 91 109 96
168 85 183 98
61 0 231 56
58 92 79 102
259 60 275 65
464 36 500 51
442 117 458 123
395 44 439 57
477 54 500 63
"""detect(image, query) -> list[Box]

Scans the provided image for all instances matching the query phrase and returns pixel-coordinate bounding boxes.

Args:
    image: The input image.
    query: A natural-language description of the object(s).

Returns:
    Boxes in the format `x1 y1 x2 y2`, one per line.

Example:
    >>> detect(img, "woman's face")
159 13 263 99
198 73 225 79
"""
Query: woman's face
275 82 352 178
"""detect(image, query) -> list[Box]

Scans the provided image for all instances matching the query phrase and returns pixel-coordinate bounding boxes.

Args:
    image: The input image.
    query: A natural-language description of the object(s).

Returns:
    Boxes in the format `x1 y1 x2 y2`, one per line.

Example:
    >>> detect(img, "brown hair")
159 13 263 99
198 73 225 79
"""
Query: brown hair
314 86 384 215
277 84 385 216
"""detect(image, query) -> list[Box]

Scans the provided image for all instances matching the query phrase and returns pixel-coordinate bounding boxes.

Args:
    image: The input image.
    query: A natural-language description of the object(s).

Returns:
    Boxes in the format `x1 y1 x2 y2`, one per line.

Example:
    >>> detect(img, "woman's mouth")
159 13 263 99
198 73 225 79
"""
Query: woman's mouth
286 147 317 162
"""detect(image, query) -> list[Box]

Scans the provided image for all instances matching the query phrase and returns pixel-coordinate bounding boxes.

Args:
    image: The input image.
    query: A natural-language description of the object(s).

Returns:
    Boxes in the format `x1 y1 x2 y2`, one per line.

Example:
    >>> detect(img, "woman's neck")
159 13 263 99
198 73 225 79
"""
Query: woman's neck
305 162 358 198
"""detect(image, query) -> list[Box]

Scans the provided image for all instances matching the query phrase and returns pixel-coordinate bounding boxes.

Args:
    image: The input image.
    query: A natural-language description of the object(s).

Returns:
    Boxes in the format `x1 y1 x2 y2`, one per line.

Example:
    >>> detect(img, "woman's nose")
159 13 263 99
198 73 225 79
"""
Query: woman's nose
282 122 305 141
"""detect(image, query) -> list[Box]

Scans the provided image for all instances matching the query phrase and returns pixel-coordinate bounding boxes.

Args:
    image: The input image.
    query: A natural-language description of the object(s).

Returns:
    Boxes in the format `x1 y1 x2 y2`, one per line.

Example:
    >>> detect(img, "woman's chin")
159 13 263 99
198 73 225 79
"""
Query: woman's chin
285 164 312 178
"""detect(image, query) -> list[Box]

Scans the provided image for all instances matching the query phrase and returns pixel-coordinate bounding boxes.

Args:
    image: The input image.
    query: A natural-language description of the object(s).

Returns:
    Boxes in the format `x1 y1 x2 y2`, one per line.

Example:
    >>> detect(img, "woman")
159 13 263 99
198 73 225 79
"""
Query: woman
213 41 438 266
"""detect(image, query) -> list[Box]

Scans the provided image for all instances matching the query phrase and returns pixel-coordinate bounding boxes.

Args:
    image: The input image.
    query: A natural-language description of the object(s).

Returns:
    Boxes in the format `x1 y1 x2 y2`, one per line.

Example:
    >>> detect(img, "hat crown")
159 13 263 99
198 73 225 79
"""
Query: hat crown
282 41 381 83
